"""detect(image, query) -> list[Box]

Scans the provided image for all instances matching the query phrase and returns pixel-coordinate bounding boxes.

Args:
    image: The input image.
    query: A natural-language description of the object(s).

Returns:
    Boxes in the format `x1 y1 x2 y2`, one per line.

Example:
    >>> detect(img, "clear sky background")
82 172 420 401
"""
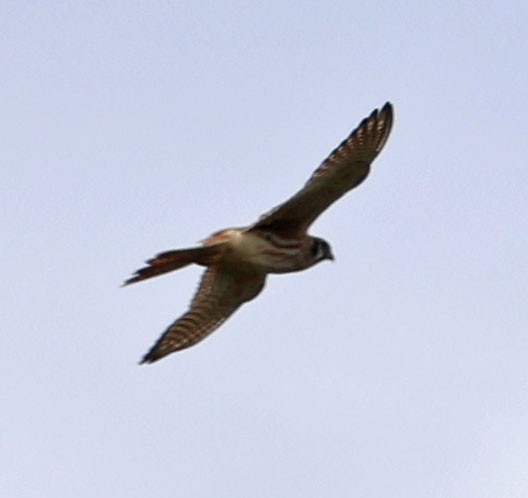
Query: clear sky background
2 2 527 497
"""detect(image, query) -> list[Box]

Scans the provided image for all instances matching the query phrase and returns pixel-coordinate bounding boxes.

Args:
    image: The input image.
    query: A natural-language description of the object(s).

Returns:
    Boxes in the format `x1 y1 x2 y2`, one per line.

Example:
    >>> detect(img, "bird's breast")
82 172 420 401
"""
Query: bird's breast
215 229 306 273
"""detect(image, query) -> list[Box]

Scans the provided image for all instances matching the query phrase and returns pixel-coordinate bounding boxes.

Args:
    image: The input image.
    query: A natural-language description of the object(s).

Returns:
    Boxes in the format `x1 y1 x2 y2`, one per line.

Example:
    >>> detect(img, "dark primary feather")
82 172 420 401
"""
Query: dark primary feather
251 102 394 237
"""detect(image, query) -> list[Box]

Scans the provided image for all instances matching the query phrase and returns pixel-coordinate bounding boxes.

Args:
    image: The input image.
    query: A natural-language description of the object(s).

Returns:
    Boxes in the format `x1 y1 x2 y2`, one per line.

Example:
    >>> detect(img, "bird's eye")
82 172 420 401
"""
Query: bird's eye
311 239 321 258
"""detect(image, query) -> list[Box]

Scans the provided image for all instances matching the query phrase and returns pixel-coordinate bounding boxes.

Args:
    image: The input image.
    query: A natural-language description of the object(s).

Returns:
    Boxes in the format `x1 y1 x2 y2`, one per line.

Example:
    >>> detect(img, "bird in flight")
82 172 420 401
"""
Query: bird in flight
125 102 394 364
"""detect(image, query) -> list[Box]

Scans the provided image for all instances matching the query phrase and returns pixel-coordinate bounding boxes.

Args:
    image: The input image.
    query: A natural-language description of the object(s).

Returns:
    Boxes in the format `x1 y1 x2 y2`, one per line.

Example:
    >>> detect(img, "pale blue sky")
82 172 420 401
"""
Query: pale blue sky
2 2 528 497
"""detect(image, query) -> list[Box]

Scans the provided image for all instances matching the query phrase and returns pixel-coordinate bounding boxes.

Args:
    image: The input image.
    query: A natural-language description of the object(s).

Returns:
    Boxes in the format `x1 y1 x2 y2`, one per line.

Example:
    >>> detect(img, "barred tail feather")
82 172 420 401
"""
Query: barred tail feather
123 245 224 286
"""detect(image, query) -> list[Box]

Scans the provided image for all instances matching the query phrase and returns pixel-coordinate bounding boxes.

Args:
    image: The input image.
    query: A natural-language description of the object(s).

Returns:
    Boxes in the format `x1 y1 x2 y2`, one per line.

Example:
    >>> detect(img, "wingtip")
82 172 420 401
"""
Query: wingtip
139 346 165 365
374 101 394 151
138 352 157 365
380 101 394 120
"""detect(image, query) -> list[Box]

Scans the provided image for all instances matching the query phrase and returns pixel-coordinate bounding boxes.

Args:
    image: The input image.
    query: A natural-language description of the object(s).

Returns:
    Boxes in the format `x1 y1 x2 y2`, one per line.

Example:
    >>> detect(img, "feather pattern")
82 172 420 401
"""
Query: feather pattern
140 267 266 363
251 102 393 237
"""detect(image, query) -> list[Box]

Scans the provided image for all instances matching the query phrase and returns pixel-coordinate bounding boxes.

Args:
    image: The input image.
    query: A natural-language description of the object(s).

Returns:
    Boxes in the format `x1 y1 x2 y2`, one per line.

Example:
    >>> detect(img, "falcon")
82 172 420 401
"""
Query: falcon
125 102 394 363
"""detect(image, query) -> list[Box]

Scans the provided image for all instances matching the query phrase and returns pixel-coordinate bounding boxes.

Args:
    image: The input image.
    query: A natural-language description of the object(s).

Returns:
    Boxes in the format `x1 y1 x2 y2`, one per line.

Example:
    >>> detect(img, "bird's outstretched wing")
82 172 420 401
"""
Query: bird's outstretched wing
251 102 393 238
140 266 266 363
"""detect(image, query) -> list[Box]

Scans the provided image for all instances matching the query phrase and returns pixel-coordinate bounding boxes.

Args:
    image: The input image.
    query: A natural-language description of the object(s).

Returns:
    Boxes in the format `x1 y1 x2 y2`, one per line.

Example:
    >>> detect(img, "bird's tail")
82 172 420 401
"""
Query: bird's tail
123 244 224 286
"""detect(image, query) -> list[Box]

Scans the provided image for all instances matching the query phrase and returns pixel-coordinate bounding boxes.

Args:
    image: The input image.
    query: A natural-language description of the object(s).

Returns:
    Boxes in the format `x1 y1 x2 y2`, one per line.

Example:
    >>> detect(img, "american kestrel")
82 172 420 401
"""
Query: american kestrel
125 103 394 363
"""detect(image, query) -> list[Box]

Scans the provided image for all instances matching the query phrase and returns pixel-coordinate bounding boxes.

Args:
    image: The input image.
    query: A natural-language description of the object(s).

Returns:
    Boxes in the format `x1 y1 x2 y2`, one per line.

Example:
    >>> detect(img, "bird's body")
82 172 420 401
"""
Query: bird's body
125 103 394 363
204 228 318 273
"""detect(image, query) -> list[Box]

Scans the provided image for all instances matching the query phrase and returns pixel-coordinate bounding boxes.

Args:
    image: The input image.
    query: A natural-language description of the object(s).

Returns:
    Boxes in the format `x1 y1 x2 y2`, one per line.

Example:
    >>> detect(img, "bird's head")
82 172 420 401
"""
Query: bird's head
309 237 334 265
